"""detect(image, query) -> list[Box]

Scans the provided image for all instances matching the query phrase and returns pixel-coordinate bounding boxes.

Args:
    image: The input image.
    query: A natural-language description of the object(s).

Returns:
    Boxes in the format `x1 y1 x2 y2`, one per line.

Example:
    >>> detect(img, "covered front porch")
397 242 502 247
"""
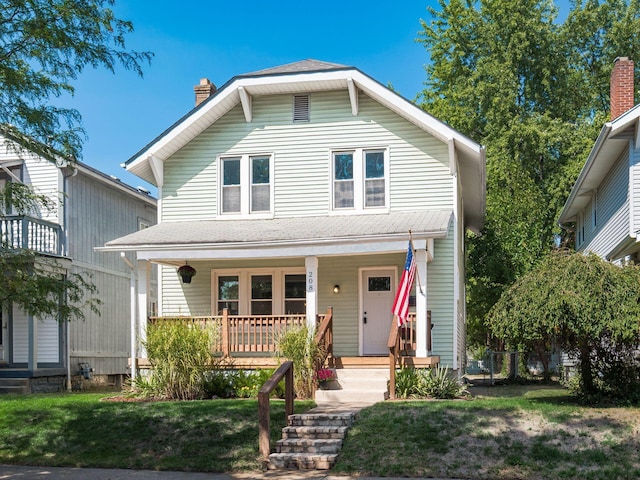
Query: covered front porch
100 210 455 377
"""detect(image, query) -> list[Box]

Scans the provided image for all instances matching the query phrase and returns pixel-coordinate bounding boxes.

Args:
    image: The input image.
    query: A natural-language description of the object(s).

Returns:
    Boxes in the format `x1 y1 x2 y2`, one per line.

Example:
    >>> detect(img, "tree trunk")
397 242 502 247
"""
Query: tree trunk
579 344 595 394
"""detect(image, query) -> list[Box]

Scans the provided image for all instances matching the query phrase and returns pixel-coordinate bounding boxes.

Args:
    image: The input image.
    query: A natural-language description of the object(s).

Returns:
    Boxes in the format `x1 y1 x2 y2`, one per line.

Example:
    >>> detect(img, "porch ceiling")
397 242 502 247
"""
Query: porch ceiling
99 210 452 261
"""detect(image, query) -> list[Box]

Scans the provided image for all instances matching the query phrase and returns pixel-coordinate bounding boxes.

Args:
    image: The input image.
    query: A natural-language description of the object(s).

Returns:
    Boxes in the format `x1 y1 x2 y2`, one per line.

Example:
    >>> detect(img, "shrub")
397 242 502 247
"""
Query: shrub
135 319 217 400
202 368 285 399
417 365 468 399
394 365 468 399
394 366 420 398
276 325 325 399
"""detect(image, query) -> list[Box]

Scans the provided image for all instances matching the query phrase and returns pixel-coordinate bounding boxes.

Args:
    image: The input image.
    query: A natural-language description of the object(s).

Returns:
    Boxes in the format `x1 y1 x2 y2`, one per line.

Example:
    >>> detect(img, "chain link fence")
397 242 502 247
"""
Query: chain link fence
465 350 569 384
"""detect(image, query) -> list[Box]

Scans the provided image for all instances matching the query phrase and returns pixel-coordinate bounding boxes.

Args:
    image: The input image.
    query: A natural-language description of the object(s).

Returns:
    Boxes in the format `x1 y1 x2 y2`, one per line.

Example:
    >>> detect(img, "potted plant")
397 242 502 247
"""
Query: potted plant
177 263 196 284
317 368 338 389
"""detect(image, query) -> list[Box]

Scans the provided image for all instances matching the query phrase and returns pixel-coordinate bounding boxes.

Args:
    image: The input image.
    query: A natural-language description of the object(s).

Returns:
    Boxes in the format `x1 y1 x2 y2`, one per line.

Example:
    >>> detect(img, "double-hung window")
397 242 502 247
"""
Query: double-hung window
220 154 273 215
332 148 388 211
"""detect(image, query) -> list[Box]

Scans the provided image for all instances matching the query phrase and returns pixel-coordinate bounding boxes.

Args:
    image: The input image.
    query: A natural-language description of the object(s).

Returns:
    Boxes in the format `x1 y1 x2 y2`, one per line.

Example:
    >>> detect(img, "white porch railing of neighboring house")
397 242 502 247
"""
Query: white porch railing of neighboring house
0 215 64 256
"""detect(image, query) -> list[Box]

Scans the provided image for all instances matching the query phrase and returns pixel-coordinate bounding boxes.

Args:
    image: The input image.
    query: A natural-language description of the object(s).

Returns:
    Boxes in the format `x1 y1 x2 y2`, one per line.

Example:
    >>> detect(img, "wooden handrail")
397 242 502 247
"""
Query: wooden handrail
258 360 294 460
314 307 333 370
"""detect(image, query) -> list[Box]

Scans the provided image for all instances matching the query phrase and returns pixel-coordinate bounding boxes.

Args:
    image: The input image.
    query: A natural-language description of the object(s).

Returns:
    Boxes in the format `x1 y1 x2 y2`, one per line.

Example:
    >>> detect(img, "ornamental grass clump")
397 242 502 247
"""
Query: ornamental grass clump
276 325 325 399
135 319 218 400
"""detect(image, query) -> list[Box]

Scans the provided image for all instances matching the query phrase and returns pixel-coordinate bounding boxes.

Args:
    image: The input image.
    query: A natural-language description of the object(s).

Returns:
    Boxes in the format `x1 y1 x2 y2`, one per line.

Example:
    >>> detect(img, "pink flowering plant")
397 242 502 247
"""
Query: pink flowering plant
317 368 337 383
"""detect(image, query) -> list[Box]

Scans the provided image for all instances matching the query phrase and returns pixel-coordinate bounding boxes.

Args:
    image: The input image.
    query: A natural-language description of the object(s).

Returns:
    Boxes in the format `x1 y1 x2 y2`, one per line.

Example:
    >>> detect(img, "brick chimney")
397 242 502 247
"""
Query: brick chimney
610 57 635 120
194 78 216 107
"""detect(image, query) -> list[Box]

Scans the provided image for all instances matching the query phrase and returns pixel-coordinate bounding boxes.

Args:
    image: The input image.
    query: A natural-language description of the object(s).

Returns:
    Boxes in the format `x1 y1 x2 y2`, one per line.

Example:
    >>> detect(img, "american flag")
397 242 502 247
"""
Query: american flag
392 241 416 326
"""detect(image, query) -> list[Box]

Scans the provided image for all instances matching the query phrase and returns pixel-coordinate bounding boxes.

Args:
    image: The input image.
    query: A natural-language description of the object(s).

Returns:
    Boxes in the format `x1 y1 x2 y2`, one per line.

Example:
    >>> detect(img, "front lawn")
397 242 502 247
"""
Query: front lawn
334 385 640 480
0 393 314 472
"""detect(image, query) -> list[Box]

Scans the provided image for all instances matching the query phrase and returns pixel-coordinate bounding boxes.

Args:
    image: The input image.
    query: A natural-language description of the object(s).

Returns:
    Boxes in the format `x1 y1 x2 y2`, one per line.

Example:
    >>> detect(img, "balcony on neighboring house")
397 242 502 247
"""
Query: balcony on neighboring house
0 216 64 257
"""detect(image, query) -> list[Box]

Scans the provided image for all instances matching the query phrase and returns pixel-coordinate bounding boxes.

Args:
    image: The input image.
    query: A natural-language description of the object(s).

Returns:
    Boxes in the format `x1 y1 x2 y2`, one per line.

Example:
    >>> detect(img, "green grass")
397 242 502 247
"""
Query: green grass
333 385 640 480
0 392 314 472
2 385 640 479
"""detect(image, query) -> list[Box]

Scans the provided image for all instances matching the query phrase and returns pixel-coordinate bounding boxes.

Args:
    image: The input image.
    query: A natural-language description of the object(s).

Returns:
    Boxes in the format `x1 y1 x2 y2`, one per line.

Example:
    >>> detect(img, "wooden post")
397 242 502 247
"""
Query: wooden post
258 390 270 459
285 361 294 418
221 308 230 357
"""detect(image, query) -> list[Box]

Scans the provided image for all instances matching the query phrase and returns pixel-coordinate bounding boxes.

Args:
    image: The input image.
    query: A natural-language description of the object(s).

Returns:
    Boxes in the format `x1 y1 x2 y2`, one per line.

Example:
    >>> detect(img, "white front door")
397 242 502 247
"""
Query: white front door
362 269 395 355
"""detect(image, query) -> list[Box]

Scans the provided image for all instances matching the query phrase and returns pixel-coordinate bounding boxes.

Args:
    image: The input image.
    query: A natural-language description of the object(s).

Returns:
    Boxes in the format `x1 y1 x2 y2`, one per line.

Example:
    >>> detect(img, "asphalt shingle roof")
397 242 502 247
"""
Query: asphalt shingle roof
242 59 349 77
105 210 452 248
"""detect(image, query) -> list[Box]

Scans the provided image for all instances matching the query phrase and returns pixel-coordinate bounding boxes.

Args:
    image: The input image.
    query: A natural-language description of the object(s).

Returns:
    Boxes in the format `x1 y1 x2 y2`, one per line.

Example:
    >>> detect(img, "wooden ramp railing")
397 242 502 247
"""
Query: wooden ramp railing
388 311 431 400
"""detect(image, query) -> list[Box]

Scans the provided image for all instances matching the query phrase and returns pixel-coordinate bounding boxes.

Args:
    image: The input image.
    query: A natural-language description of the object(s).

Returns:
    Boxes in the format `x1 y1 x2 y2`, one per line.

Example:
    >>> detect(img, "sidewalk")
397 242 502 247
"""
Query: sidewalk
0 465 462 480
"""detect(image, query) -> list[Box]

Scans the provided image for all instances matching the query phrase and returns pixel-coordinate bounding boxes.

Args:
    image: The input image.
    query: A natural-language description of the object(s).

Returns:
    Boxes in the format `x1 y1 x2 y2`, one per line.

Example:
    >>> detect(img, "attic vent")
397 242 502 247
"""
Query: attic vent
293 94 310 122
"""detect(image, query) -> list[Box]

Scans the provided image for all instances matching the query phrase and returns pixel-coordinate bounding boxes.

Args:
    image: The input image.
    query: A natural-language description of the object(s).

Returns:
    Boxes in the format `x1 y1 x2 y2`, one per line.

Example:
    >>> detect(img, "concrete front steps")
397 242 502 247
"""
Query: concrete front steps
268 411 356 470
314 368 389 404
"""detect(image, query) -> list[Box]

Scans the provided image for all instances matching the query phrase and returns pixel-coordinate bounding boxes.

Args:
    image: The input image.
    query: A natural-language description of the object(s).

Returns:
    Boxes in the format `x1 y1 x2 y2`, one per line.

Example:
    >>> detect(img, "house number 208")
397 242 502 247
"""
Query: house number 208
307 271 315 293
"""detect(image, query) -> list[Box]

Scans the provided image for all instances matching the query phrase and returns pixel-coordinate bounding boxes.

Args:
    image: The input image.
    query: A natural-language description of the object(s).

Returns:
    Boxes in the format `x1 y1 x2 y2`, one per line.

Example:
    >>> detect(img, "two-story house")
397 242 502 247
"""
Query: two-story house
559 57 640 262
101 60 485 383
0 142 156 393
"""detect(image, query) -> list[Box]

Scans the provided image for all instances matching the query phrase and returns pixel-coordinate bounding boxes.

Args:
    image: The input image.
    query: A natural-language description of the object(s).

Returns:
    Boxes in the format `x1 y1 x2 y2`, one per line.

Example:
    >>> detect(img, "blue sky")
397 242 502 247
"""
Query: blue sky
66 1 433 193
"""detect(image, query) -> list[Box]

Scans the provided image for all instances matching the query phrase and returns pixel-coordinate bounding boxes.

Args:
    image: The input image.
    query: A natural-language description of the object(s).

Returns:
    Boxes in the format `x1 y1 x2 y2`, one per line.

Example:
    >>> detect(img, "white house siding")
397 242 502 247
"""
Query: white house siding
36 315 60 364
580 149 630 259
631 144 640 235
455 175 466 370
11 307 28 363
65 171 156 374
161 90 453 222
21 156 61 224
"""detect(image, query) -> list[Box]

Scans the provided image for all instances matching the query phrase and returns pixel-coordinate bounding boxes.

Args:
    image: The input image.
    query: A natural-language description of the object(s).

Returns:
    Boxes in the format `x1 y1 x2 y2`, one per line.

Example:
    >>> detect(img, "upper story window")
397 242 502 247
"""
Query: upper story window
220 154 273 216
332 148 388 211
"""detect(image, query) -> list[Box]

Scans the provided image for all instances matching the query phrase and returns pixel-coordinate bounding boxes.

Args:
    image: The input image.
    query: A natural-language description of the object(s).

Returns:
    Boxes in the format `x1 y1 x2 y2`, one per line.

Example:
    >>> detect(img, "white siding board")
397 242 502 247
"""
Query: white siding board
632 145 640 234
12 307 28 363
580 150 630 259
37 316 59 363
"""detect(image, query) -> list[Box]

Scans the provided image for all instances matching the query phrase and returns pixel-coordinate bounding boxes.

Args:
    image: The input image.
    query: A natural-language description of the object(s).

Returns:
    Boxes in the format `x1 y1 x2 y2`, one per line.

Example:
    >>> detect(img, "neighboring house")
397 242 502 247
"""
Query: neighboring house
101 59 486 377
559 57 640 263
0 141 156 392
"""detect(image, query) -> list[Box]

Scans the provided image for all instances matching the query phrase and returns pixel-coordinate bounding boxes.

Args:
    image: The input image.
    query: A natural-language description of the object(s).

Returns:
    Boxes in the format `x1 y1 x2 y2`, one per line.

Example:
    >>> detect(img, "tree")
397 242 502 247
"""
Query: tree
0 0 153 160
418 0 640 348
487 251 640 397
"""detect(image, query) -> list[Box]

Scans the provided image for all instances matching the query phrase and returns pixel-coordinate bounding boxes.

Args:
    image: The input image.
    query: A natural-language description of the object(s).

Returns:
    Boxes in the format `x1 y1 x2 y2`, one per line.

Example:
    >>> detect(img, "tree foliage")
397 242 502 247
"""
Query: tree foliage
418 0 640 347
488 251 640 396
0 0 153 160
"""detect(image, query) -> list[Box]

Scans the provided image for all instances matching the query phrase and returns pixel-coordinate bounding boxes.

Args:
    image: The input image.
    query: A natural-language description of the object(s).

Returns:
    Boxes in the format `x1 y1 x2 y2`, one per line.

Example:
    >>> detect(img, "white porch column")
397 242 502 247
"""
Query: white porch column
136 260 150 358
305 256 318 329
28 312 37 371
415 249 428 358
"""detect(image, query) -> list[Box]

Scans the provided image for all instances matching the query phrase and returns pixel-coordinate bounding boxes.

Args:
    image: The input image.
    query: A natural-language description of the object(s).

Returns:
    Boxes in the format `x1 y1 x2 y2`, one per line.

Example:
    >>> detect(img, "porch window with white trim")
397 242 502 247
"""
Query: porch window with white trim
332 148 388 211
251 274 272 315
217 275 239 315
220 154 273 215
284 274 306 314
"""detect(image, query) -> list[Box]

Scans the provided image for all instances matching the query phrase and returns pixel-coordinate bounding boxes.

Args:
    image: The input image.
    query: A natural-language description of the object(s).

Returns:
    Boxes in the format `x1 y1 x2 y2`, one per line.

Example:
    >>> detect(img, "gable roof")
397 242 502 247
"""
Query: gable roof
123 59 486 232
558 104 640 224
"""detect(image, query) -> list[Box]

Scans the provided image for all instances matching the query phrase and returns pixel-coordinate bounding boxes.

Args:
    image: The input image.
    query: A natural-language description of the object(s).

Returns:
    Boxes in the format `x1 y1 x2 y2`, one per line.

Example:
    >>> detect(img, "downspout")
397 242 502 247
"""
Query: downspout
62 166 77 392
120 252 138 381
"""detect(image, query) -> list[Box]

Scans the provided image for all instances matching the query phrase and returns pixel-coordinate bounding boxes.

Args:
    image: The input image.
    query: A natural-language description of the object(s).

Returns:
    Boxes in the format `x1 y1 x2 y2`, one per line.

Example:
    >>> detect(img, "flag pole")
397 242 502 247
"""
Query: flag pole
408 230 424 295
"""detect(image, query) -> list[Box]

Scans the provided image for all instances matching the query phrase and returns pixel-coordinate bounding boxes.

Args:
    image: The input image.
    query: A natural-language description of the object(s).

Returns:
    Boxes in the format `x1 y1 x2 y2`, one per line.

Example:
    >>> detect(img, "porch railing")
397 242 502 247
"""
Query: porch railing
150 310 335 356
0 215 63 256
387 312 428 399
